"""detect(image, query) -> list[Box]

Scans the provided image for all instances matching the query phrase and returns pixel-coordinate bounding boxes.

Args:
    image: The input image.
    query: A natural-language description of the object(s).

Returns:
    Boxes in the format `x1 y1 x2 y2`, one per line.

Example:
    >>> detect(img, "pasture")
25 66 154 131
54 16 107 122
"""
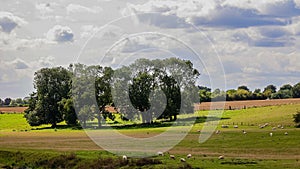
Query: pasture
0 102 300 168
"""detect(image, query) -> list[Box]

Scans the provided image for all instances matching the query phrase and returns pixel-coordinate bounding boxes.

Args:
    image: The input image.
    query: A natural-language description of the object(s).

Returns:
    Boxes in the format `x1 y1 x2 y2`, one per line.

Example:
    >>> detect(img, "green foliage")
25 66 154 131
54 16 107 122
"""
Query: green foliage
58 98 77 126
293 111 300 127
24 67 71 128
113 58 199 123
292 82 300 98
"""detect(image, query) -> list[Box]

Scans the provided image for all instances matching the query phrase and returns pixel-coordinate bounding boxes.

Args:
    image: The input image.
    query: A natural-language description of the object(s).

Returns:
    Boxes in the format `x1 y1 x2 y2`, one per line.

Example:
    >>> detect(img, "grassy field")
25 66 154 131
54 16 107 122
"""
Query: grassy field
0 103 299 168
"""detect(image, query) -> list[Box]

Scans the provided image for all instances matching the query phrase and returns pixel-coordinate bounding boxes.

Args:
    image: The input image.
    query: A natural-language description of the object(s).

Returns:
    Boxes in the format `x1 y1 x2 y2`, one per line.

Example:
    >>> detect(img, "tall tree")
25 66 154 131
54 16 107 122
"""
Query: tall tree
263 85 277 98
4 98 11 106
25 67 71 128
292 82 300 98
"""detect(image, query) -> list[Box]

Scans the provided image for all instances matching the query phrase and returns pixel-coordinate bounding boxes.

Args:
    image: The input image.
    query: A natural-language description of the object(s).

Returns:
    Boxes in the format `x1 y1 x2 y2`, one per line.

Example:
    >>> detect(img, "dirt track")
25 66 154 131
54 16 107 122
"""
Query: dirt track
195 98 300 111
0 107 27 113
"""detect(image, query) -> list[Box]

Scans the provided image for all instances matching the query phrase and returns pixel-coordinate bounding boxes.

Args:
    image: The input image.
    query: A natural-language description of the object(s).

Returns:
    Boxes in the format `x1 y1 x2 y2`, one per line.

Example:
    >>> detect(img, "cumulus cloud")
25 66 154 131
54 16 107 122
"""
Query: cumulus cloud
123 0 300 28
46 25 74 42
0 12 26 33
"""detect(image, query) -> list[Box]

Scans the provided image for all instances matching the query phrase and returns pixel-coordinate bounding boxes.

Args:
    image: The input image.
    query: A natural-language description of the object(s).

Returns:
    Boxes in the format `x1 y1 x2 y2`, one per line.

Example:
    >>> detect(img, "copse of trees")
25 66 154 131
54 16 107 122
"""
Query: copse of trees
0 97 29 107
24 58 200 128
199 83 300 102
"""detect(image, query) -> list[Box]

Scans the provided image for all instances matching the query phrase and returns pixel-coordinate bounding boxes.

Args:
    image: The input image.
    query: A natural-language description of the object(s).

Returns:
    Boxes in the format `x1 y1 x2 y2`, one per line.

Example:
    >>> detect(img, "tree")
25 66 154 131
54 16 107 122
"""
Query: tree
58 98 77 126
271 84 293 99
237 85 250 92
292 82 300 98
4 98 11 106
0 98 3 106
293 111 300 127
94 66 114 127
199 86 211 102
24 67 71 128
24 92 39 126
15 98 24 106
263 85 277 99
112 58 199 123
71 64 97 128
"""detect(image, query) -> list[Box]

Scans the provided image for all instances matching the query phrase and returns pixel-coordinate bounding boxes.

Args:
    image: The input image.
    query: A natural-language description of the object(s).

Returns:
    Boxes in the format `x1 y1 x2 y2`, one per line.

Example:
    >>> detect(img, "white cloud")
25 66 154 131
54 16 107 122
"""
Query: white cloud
0 11 26 33
123 0 300 29
46 25 74 43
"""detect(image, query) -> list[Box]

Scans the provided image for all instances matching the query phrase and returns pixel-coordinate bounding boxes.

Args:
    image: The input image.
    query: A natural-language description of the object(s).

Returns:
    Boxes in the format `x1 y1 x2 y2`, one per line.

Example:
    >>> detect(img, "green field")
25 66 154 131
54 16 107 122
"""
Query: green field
0 104 300 168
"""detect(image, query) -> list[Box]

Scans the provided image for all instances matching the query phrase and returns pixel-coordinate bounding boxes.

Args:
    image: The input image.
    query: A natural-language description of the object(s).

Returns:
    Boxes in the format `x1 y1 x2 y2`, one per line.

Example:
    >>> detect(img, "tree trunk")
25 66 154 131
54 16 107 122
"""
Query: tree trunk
51 122 57 128
174 114 177 121
97 112 102 128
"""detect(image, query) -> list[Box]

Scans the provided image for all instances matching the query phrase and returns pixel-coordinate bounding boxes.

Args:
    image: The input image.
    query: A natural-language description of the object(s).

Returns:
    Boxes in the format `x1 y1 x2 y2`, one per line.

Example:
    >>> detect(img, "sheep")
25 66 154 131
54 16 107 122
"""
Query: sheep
187 154 192 158
242 130 247 134
170 155 175 159
218 155 224 160
180 158 186 162
284 132 288 135
215 130 220 134
272 127 277 131
197 130 201 132
122 155 127 161
157 151 164 156
233 125 238 128
270 132 273 137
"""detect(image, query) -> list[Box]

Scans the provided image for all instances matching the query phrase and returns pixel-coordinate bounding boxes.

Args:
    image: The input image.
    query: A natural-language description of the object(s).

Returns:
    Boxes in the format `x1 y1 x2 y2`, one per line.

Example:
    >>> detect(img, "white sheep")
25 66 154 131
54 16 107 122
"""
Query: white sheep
187 154 192 158
270 132 273 137
180 158 186 162
157 151 164 156
215 130 220 134
122 155 127 161
218 155 224 160
284 132 288 135
170 155 175 159
233 125 238 128
272 127 277 131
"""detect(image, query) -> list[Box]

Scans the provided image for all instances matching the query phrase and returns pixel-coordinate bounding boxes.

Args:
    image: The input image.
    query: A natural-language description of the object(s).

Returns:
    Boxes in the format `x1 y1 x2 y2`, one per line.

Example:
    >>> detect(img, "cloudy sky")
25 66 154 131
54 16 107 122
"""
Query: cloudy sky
1 0 300 99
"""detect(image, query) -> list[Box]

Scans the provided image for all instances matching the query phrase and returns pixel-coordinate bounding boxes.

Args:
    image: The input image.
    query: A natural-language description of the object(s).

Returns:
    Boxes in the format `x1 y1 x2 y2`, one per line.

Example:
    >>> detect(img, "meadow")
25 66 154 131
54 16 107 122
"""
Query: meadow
0 103 300 168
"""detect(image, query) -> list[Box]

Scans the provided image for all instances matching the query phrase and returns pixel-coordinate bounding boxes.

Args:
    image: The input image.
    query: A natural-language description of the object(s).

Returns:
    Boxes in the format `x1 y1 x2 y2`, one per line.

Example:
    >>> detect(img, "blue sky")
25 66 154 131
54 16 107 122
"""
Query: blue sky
1 0 300 98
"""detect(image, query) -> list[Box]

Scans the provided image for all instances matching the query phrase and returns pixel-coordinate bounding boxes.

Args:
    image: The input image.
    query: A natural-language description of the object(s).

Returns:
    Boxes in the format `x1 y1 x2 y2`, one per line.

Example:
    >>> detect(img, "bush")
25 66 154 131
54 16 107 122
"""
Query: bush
293 111 300 127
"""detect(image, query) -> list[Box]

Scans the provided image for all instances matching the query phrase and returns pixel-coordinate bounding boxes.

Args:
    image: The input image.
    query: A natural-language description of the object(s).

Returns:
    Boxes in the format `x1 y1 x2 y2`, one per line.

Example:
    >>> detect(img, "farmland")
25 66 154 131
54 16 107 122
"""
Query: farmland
0 101 300 168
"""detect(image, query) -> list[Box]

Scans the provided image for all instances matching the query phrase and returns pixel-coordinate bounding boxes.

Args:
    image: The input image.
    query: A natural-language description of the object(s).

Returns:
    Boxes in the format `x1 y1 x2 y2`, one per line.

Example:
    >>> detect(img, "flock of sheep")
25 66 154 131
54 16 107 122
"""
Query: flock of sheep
218 123 289 136
122 123 289 163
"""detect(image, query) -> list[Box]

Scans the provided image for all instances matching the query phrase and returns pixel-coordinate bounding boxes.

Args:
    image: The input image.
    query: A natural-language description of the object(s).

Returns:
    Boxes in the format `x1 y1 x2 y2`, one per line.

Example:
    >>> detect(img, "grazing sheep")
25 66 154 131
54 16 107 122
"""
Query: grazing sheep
218 155 224 160
242 130 247 134
284 132 288 135
157 151 164 156
277 125 282 128
187 154 192 158
180 158 186 162
272 127 277 131
270 132 273 137
215 130 220 134
122 155 127 161
233 125 238 128
281 126 284 129
170 155 175 159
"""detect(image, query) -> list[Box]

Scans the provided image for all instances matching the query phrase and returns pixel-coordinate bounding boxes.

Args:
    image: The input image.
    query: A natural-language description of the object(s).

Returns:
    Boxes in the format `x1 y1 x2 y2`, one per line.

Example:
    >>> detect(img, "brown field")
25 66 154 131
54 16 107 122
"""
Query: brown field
195 98 300 111
0 107 27 113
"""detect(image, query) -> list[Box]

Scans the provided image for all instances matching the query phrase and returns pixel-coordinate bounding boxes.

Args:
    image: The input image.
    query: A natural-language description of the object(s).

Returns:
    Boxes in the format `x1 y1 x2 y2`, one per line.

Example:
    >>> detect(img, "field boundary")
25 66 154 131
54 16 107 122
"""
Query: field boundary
195 98 300 111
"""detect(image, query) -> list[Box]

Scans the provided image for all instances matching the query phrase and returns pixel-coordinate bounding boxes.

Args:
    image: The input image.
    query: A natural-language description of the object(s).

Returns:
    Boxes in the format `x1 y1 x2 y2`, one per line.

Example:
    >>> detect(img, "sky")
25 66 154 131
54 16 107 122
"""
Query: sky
1 0 300 99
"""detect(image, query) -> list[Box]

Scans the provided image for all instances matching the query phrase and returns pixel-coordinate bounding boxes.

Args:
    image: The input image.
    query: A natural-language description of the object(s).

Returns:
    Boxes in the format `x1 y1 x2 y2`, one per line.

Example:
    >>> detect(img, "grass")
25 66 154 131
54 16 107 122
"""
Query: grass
0 104 300 168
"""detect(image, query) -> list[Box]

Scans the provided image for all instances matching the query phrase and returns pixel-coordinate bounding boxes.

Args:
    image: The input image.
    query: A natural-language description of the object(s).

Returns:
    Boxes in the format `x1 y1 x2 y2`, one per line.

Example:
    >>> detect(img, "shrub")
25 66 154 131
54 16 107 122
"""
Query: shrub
293 111 300 127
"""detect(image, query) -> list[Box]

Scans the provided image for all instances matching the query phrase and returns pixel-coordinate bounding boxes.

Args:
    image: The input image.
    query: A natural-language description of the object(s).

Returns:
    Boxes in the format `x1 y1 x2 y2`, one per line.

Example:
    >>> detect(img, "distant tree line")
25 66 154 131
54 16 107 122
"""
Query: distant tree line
0 97 29 107
199 83 300 102
24 58 199 128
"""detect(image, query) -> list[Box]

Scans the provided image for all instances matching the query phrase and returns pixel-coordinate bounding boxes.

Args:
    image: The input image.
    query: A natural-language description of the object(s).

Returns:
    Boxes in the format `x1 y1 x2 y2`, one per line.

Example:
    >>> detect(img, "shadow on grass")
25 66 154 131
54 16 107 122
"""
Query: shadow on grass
31 125 82 131
31 116 231 130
